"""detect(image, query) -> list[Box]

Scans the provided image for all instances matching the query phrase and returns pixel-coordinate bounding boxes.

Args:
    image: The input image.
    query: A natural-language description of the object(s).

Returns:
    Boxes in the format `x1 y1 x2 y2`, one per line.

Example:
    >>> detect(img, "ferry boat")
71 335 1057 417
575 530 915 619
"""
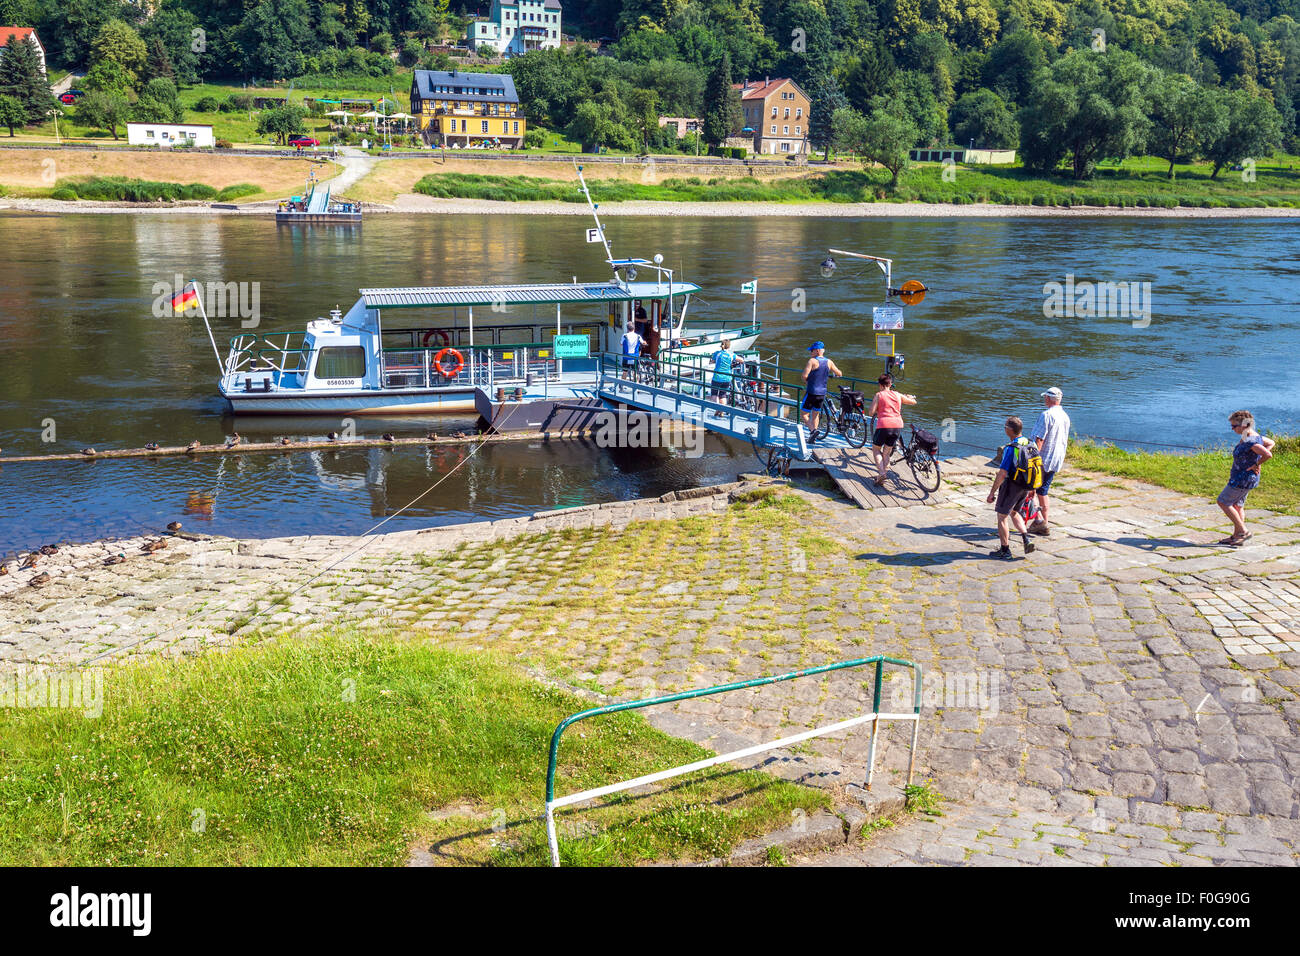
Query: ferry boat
217 256 761 415
275 164 361 224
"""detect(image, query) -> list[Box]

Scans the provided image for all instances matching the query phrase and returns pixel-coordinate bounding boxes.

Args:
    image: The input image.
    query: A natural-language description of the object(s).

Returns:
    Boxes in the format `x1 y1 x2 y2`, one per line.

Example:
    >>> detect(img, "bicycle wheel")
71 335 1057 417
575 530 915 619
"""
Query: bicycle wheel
841 411 869 448
907 446 942 492
766 446 792 477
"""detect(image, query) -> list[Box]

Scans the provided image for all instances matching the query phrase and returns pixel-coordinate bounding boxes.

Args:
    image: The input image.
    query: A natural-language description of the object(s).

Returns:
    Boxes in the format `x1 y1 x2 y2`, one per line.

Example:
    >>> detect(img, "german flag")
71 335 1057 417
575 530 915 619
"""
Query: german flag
172 282 199 314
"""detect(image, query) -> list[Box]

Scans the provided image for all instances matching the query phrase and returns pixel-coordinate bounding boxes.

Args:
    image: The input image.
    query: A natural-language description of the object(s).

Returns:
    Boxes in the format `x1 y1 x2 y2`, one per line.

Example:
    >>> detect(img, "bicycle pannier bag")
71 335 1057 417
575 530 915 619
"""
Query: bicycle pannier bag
914 427 939 452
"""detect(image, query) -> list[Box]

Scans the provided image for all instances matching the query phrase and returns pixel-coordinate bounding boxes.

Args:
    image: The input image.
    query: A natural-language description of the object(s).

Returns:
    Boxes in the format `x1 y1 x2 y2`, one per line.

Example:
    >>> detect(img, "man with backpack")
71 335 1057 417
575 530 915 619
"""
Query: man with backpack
986 416 1043 559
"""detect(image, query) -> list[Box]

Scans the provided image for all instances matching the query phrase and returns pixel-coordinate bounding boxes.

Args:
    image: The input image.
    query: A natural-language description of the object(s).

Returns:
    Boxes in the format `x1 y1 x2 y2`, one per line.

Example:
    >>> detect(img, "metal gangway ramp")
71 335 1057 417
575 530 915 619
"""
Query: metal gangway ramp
593 351 867 474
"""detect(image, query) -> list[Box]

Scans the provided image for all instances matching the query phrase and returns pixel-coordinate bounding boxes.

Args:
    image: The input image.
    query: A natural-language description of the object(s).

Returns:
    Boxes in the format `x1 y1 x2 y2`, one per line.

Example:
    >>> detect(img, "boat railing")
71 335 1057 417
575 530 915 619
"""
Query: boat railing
379 345 563 390
597 351 797 419
666 323 761 350
224 333 313 386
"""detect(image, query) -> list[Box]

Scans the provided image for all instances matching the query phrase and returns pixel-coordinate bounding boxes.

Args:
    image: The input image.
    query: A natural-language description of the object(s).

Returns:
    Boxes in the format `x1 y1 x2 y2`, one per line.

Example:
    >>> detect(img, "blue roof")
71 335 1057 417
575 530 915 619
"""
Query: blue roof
411 70 519 104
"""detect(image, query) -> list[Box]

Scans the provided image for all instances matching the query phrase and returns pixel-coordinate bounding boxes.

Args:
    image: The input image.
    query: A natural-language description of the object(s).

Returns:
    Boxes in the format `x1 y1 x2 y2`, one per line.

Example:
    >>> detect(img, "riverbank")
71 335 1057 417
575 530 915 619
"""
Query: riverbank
5 194 1300 218
1071 437 1300 515
2 462 1298 866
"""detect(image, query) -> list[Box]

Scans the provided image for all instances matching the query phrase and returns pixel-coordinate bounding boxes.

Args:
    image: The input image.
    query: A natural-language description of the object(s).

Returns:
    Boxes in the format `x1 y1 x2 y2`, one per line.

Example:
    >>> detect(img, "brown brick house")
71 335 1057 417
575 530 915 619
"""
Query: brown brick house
734 77 810 156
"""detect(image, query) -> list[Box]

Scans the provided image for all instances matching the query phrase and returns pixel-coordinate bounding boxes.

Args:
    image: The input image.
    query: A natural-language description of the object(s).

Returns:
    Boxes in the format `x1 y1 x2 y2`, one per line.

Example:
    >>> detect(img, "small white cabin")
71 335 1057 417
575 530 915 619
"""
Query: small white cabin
126 122 215 148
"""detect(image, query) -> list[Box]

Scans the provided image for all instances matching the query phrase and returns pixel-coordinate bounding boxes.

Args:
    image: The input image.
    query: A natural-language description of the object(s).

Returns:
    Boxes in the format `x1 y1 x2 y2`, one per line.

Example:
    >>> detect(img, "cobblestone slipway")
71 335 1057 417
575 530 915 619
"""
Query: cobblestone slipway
2 455 1298 866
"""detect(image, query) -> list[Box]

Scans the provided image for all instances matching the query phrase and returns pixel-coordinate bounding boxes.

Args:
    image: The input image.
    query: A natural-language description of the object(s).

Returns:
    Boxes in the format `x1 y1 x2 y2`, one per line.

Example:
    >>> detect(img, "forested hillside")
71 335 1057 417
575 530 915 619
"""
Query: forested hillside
2 0 1296 176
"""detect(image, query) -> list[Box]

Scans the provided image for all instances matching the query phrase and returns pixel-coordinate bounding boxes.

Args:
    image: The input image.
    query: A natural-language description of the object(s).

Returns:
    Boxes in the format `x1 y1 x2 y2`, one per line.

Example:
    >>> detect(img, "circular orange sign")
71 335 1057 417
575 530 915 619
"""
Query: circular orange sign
898 280 927 305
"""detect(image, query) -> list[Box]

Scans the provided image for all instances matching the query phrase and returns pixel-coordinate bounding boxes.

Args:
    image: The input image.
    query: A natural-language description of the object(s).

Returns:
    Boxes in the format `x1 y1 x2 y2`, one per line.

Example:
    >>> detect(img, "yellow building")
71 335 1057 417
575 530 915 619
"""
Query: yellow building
410 69 526 148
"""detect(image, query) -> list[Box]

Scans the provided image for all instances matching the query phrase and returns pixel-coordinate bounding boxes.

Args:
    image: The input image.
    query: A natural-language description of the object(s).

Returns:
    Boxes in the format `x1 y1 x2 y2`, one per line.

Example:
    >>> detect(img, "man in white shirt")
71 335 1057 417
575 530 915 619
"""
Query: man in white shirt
620 323 646 379
1029 386 1071 535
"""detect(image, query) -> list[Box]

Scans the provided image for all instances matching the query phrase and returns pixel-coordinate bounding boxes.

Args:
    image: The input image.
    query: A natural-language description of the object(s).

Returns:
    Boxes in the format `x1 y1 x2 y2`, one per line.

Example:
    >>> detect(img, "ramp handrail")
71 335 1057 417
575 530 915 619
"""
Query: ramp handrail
544 655 923 867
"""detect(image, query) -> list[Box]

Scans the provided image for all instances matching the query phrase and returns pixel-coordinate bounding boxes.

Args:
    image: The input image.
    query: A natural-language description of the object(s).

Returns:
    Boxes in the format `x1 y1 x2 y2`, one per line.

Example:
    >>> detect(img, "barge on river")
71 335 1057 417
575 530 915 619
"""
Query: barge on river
218 257 760 415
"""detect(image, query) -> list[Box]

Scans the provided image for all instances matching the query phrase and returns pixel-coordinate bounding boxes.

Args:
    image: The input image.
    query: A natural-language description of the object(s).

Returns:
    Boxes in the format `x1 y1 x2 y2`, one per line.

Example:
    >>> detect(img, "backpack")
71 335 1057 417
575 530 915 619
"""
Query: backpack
1007 438 1044 491
839 389 864 413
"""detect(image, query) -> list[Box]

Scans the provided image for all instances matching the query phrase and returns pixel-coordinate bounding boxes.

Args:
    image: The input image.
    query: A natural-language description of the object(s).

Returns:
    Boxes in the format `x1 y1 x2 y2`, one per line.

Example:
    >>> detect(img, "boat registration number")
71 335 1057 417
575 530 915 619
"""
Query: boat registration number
326 379 360 387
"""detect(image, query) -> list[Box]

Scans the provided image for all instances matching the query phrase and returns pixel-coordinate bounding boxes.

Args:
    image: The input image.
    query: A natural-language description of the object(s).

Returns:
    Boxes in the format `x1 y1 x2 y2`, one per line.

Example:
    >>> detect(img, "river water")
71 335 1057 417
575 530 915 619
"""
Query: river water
1 211 1297 552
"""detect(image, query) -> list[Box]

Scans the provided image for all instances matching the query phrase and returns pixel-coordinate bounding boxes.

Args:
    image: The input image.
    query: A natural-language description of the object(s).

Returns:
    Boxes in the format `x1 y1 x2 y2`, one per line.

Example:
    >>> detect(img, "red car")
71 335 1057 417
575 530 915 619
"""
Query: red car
58 92 77 104
287 137 319 148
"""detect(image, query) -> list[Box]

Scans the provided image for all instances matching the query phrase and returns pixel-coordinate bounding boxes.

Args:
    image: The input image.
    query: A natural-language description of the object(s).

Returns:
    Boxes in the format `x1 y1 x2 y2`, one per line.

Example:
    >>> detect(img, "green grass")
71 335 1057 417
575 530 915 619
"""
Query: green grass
410 155 1300 207
1070 436 1300 516
55 176 218 202
0 629 826 866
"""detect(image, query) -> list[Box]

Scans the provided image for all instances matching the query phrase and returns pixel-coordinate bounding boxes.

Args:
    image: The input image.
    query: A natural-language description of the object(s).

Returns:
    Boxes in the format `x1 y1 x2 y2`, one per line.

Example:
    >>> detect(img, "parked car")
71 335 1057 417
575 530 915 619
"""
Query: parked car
58 93 76 104
288 137 319 148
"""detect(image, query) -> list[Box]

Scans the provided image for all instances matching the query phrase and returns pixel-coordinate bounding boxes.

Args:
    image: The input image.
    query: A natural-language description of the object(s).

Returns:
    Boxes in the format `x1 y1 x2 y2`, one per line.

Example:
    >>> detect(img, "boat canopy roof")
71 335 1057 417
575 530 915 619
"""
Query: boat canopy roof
358 280 701 310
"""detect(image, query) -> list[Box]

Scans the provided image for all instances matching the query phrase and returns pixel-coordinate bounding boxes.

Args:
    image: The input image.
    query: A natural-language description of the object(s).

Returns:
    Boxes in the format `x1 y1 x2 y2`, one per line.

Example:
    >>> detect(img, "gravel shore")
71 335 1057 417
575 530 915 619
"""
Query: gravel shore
3 194 1298 218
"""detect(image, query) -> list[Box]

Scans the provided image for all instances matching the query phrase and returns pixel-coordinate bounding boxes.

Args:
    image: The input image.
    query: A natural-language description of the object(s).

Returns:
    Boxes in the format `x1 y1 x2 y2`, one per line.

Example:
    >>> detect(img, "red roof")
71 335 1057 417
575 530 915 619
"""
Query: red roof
733 78 797 102
0 27 40 48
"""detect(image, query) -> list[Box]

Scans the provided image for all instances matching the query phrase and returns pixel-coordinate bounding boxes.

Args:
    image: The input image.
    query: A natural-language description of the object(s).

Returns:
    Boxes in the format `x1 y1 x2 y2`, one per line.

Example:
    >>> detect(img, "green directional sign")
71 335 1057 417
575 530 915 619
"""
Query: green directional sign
552 334 590 359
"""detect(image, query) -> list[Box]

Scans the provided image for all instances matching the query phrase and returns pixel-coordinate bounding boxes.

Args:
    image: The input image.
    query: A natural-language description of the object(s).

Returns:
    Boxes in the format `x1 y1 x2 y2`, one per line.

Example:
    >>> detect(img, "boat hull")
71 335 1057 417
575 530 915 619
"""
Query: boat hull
225 387 476 415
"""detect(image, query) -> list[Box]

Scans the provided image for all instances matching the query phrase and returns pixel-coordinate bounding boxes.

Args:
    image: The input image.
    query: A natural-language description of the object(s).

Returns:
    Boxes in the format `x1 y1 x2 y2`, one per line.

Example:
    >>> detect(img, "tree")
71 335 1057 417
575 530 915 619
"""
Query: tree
0 93 24 136
255 103 308 144
235 0 316 81
626 87 660 152
140 3 204 86
0 34 52 124
83 60 134 100
830 105 870 156
143 36 176 85
702 51 741 148
90 19 148 85
1018 50 1153 180
1147 73 1227 178
136 77 184 125
1204 88 1284 178
566 101 622 152
980 30 1045 107
860 100 920 187
77 90 129 139
950 89 1018 148
809 74 849 159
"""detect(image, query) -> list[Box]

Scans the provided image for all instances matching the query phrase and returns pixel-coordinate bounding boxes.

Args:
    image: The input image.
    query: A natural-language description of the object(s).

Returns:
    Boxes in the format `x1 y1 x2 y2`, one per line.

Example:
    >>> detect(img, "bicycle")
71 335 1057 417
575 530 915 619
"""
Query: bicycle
885 423 943 493
810 386 869 448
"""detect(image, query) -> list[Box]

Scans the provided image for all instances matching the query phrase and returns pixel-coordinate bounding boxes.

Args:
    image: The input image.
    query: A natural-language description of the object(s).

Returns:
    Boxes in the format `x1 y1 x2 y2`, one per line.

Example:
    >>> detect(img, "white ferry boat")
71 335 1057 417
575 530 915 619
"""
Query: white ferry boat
217 257 760 415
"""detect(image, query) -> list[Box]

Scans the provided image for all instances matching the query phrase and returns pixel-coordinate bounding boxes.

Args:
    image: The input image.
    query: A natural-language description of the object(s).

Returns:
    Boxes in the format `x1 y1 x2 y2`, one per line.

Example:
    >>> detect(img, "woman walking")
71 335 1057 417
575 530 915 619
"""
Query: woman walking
867 373 917 486
1217 409 1275 546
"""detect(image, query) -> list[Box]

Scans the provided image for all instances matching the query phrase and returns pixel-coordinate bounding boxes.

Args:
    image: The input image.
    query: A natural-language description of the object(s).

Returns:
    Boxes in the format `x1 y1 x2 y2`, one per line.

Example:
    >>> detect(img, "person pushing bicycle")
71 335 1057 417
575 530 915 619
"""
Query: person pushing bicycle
867 373 917 486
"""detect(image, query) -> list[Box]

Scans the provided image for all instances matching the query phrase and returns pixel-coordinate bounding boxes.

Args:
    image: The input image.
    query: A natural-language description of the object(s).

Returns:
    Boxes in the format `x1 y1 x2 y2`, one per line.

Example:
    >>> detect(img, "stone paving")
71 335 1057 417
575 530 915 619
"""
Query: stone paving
2 456 1299 866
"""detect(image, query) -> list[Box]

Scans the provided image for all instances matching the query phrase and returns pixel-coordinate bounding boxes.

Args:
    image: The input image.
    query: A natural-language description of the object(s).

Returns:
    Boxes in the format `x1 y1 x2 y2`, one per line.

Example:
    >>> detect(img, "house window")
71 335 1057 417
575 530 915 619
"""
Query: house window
770 107 777 116
783 125 788 134
770 125 776 134
146 130 154 138
784 108 790 117
795 125 801 134
482 120 489 132
781 142 790 152
316 347 366 380
513 121 519 133
796 108 802 118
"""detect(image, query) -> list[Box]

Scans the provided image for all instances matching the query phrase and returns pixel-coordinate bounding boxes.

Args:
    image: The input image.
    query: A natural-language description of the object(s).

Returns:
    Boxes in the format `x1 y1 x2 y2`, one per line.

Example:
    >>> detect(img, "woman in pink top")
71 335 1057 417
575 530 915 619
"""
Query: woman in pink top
867 373 917 486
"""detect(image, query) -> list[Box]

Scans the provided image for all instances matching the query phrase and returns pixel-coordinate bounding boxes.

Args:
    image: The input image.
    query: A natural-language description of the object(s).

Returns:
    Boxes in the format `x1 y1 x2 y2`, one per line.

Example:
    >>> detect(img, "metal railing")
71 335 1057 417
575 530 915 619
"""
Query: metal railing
596 351 809 457
544 655 924 867
380 345 562 390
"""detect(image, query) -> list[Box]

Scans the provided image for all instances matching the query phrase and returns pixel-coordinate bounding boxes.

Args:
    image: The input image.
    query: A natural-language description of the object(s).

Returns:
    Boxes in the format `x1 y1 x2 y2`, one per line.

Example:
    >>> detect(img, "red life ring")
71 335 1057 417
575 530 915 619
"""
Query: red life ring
422 329 450 348
433 347 464 378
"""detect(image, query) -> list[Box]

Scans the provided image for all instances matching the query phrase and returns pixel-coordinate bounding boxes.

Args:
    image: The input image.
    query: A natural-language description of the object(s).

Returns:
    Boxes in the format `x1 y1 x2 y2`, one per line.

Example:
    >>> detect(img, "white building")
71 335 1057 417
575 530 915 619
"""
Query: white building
126 122 215 148
467 0 562 56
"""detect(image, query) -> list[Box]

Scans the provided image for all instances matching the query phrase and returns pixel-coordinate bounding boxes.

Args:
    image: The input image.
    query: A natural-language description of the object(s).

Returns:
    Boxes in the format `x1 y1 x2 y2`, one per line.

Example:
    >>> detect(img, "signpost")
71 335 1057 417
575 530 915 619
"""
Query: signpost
585 227 603 243
552 334 591 359
872 305 904 331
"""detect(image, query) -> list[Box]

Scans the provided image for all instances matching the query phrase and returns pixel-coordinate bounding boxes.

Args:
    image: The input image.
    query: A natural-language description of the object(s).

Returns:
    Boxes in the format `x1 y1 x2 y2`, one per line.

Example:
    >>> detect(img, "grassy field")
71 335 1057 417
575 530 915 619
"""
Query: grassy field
0 629 826 866
401 155 1300 207
0 148 333 201
1071 436 1300 515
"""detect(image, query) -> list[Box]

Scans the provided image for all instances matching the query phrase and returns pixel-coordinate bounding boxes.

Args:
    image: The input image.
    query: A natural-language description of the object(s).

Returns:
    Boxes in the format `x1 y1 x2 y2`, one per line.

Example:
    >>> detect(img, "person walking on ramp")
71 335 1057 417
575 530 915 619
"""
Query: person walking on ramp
1217 409 1275 546
1029 386 1071 536
987 416 1043 559
867 372 917 486
800 341 842 440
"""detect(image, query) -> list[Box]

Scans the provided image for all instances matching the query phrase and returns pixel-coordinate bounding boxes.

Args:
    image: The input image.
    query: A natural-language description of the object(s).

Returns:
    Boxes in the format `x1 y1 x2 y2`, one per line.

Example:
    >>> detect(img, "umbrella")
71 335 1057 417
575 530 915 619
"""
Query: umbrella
387 112 414 120
358 110 383 119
